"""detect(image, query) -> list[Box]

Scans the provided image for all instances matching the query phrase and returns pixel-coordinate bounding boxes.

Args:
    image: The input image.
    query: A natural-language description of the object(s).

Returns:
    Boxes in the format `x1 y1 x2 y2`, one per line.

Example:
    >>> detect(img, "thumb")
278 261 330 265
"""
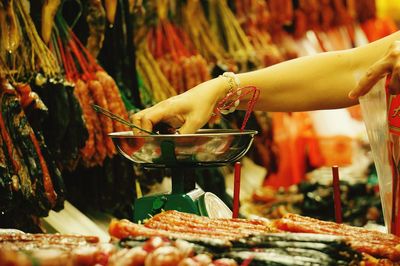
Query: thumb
178 118 204 134
349 60 390 99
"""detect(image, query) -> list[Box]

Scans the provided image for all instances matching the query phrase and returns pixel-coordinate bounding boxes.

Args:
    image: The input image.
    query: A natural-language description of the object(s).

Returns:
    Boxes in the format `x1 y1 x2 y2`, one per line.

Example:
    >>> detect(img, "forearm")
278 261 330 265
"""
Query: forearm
134 32 400 134
237 51 359 111
233 31 400 112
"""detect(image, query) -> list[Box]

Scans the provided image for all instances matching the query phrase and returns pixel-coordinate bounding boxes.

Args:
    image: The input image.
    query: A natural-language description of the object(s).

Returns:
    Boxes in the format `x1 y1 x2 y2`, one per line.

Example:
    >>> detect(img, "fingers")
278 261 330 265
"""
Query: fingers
131 105 165 135
131 102 184 135
131 113 143 135
130 88 213 135
349 60 391 99
140 117 154 134
178 117 206 134
349 41 400 99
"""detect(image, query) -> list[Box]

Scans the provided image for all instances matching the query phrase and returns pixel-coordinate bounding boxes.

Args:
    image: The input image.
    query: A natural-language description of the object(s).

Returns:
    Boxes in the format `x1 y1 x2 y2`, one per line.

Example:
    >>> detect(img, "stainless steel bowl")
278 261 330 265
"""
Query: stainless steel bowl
109 129 257 167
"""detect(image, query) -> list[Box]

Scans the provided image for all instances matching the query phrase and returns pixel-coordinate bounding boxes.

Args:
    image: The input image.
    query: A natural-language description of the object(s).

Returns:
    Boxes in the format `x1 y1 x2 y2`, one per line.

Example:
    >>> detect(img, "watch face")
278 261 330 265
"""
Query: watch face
202 192 232 219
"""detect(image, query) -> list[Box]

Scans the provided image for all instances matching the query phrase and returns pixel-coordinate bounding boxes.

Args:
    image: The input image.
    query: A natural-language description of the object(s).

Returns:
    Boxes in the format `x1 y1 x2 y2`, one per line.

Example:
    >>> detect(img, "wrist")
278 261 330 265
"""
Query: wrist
197 76 230 102
216 72 242 114
219 72 240 95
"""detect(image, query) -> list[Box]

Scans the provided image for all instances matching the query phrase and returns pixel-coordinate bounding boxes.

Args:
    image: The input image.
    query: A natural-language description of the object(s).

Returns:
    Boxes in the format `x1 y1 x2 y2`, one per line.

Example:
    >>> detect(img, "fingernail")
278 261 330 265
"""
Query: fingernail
348 91 356 99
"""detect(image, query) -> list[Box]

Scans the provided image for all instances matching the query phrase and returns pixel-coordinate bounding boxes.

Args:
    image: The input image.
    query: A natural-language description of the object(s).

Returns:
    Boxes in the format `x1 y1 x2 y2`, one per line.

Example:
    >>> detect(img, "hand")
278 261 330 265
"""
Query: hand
131 78 226 134
349 40 400 99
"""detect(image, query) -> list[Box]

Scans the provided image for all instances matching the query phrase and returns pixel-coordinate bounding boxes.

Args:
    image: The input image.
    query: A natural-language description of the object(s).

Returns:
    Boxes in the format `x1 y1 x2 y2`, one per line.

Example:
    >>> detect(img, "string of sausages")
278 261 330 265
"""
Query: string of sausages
145 7 211 95
234 0 285 67
275 213 400 261
51 15 131 167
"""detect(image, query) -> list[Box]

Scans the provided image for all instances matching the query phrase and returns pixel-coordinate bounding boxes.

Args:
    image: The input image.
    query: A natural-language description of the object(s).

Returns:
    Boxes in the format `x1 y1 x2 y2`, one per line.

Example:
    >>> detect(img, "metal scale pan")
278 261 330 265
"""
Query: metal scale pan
109 129 257 222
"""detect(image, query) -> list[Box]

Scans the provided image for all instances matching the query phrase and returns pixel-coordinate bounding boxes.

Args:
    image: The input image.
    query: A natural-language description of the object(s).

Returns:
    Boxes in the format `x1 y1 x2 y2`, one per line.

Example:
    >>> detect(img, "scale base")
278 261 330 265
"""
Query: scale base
134 193 200 222
133 189 233 222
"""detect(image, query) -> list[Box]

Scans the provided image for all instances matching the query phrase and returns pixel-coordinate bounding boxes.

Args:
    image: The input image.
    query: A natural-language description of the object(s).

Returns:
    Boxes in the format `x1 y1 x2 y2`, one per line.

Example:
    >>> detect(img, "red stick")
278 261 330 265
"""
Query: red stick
233 162 241 218
240 255 254 266
332 165 343 223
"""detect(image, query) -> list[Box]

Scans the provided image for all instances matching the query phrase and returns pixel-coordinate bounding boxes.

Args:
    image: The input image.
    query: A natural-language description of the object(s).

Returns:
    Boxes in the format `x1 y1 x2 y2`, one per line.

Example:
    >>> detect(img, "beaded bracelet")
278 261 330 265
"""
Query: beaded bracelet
219 72 241 114
220 72 240 94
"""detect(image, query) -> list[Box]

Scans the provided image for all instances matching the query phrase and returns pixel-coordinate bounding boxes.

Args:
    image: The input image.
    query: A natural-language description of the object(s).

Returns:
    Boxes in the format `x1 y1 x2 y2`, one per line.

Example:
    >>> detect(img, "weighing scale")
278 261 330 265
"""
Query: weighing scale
109 129 257 222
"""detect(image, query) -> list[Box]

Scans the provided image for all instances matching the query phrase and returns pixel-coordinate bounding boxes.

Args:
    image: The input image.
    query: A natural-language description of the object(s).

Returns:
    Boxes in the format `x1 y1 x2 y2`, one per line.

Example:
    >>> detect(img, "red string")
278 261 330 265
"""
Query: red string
70 30 103 72
240 255 255 266
69 39 94 80
57 37 71 81
65 47 78 81
53 16 103 81
216 86 260 131
241 86 260 131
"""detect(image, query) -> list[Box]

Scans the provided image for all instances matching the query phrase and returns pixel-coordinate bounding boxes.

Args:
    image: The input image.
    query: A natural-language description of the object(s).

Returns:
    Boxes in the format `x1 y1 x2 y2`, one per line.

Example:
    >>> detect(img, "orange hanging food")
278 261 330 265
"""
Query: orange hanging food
105 0 118 25
74 79 96 162
88 79 115 158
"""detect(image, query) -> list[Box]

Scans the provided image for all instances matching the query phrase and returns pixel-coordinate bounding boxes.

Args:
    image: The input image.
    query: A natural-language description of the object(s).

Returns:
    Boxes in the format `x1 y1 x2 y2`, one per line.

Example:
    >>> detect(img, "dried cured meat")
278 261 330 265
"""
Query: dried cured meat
0 232 112 266
41 0 61 45
145 210 276 238
74 79 96 162
95 71 139 156
3 91 56 213
0 79 65 218
88 79 115 158
95 71 130 132
275 213 400 261
109 218 232 248
110 210 275 243
0 82 33 207
86 0 106 58
109 213 362 265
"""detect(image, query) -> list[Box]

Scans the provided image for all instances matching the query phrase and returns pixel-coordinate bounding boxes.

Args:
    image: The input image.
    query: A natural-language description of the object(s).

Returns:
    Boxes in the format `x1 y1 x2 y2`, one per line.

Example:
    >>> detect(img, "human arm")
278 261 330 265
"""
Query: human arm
132 31 400 134
236 31 400 111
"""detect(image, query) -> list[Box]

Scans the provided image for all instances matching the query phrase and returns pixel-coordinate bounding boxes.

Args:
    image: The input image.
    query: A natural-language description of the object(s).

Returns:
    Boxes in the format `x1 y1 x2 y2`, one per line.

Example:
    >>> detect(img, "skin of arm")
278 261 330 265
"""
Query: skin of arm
236 30 400 111
132 31 400 134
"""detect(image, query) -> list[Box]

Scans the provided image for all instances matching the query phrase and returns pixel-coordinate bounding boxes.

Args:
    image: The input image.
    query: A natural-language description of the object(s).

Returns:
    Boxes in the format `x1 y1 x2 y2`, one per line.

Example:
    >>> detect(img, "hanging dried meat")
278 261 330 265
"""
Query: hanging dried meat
73 79 97 162
267 0 293 30
0 136 15 213
0 0 72 228
234 0 284 67
180 0 236 72
104 0 118 25
0 0 20 54
207 0 258 71
136 43 176 102
0 79 64 218
86 0 106 58
95 69 133 154
12 0 60 76
48 13 134 167
31 79 82 170
41 0 61 45
144 1 211 95
0 0 140 230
